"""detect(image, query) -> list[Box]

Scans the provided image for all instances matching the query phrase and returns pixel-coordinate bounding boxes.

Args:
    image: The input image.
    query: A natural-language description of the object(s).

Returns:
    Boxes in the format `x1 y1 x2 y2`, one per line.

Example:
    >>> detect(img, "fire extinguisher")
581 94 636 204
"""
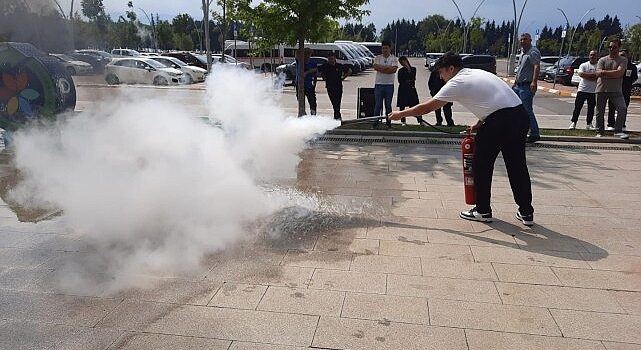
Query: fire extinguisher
461 132 476 205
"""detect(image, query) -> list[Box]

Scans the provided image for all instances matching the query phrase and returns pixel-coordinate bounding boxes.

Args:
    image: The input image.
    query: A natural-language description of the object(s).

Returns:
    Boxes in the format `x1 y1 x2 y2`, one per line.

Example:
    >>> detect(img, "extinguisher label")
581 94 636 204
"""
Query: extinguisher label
465 177 474 186
463 155 473 171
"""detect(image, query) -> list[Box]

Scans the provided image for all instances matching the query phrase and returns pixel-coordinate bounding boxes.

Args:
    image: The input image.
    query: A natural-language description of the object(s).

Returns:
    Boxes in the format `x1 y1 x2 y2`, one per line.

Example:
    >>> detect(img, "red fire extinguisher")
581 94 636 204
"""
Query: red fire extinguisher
461 132 476 205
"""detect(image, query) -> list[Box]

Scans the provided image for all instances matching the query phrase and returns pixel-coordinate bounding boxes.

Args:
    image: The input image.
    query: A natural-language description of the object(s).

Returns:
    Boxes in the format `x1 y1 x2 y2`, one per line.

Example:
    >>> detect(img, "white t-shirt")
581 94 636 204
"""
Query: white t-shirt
374 54 398 85
433 68 522 121
577 61 597 93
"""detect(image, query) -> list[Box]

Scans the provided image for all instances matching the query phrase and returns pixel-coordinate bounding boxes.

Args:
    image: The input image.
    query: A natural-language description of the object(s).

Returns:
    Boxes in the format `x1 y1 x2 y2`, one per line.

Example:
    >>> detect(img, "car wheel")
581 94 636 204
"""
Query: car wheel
184 74 193 84
631 84 641 96
105 74 120 85
153 76 168 86
66 67 76 76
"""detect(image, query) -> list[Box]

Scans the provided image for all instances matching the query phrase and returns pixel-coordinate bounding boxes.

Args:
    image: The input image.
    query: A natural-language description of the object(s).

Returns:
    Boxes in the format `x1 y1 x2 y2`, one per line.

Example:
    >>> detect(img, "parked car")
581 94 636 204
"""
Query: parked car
276 57 329 83
148 56 207 83
75 49 113 61
209 54 252 69
544 56 589 85
163 52 208 70
461 55 496 74
104 57 184 85
111 48 141 57
514 56 559 80
425 52 443 67
50 54 93 75
632 63 641 96
68 52 107 73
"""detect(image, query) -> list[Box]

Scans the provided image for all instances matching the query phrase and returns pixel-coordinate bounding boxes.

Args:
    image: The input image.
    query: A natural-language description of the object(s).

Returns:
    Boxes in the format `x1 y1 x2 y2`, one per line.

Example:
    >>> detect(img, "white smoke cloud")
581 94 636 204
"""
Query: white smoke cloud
9 65 339 294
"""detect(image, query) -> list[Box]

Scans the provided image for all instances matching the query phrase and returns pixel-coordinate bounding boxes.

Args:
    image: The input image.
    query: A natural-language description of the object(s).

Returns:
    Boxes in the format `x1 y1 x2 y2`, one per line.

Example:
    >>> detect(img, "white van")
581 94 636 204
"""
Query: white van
111 48 141 57
303 43 360 73
361 42 382 56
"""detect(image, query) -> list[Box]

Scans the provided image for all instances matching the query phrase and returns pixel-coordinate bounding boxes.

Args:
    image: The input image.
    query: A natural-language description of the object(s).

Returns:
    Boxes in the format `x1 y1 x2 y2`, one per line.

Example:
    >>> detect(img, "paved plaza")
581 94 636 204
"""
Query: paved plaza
1 137 640 349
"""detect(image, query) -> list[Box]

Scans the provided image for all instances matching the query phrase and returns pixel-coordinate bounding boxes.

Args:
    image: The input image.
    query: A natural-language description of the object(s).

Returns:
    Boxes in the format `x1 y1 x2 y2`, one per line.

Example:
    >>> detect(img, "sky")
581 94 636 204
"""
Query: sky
55 0 641 35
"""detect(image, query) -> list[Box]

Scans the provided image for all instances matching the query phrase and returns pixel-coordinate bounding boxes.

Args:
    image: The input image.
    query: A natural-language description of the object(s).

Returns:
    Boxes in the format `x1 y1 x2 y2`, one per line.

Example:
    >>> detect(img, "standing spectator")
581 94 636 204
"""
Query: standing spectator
317 52 351 120
295 48 318 115
569 50 598 130
428 64 455 126
372 40 398 128
513 33 541 143
606 49 637 131
595 39 629 139
396 56 424 125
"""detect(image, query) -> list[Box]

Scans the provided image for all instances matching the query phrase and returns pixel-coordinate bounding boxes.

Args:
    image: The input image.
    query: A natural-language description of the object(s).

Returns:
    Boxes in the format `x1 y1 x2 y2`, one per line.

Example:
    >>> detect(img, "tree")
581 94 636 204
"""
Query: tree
626 23 641 62
247 0 369 116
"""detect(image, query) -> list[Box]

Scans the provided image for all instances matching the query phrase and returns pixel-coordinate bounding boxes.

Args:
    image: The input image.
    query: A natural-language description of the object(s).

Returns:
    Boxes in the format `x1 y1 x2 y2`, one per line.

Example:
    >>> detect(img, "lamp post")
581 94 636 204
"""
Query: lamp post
553 8 570 89
467 0 487 53
567 8 595 56
508 0 529 76
138 8 156 51
449 0 467 53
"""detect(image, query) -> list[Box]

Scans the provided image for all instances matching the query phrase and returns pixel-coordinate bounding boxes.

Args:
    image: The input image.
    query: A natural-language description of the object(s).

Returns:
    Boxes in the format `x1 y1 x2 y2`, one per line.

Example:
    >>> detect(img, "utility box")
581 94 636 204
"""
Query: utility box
357 87 375 119
0 42 76 131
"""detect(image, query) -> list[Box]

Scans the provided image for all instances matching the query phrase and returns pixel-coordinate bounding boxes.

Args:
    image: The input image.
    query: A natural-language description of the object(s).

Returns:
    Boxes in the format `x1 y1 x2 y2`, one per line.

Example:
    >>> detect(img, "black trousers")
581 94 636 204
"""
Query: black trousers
473 105 533 216
607 91 631 127
400 106 424 124
435 102 454 125
571 91 595 124
296 86 317 114
327 87 342 119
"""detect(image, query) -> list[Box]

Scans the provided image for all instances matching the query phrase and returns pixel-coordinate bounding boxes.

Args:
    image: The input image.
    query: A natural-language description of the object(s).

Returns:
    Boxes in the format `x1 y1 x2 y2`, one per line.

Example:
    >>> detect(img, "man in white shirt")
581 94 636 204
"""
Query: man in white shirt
372 40 398 128
389 52 535 226
569 50 598 130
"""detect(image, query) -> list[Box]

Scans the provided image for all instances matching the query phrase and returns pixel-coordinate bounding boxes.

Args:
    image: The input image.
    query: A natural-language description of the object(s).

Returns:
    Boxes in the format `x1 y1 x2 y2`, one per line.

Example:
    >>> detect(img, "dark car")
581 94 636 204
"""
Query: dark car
461 55 496 74
162 52 208 70
545 56 589 85
68 52 105 73
276 57 329 83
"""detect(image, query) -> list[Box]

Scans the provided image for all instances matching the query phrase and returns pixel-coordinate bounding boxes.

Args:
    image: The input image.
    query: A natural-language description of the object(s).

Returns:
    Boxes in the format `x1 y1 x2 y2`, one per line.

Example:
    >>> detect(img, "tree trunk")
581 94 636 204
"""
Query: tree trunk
296 30 306 117
69 0 75 50
202 0 212 71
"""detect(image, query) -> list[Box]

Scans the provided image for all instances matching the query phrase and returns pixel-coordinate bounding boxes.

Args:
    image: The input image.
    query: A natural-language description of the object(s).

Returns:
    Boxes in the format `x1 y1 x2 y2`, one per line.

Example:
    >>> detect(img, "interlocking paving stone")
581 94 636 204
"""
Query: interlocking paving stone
312 316 467 350
581 254 641 273
386 274 501 303
366 225 428 242
314 236 379 254
208 283 267 309
108 332 231 349
256 286 344 316
229 342 309 350
465 329 606 350
495 282 626 313
379 240 474 261
0 290 122 327
341 292 429 324
0 320 123 350
470 246 591 268
491 263 563 285
0 247 57 268
602 342 641 350
551 309 641 344
281 250 353 270
308 269 387 294
420 259 497 280
552 267 641 291
429 299 561 336
350 254 422 275
613 291 641 315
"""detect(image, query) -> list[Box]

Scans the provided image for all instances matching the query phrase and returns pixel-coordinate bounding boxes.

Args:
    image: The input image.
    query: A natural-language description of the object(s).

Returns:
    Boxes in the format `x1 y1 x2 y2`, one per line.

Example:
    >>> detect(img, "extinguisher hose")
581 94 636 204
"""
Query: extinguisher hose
418 120 468 135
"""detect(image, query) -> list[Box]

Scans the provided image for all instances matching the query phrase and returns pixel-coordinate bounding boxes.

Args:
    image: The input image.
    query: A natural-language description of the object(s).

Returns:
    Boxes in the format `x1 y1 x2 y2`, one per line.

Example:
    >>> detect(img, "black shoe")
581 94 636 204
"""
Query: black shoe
459 207 493 223
435 122 443 126
516 211 534 226
446 123 455 127
526 135 540 143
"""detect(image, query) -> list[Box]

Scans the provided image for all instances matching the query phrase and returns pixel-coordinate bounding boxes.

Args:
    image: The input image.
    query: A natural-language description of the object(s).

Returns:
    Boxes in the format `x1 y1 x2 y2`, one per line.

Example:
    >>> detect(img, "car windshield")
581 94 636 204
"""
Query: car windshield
145 59 166 68
56 54 76 61
559 57 575 66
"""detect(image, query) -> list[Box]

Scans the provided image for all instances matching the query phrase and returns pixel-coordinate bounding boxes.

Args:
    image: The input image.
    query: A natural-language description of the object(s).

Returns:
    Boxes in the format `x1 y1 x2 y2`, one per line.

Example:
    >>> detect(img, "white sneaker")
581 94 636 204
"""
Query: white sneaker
568 122 576 130
614 132 629 139
586 123 594 130
606 126 615 131
595 133 603 138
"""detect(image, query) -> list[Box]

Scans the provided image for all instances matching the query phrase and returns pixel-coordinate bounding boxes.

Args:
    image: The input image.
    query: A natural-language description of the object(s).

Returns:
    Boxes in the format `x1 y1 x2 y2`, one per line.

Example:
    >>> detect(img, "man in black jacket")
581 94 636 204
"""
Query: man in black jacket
428 64 455 126
318 52 351 120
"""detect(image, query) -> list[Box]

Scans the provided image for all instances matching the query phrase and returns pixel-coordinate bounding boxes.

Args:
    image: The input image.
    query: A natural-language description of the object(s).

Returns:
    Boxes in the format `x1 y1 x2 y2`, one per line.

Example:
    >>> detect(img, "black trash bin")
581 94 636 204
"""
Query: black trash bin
357 87 375 119
0 42 76 131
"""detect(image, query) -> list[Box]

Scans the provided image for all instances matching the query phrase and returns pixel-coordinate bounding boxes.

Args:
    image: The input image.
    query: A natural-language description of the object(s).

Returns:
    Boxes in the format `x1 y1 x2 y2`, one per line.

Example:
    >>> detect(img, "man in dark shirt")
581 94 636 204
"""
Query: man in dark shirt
318 52 351 120
295 48 319 115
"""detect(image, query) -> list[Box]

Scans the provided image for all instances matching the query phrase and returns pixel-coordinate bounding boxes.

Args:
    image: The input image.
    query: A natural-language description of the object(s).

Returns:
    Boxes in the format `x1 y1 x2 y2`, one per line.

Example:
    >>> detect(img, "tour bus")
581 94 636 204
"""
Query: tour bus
225 40 360 73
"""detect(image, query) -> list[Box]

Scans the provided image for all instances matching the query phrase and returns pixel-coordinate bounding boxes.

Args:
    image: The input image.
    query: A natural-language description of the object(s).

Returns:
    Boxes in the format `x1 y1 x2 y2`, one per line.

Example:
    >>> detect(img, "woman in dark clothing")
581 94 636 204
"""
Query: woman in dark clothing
397 56 424 125
428 64 455 126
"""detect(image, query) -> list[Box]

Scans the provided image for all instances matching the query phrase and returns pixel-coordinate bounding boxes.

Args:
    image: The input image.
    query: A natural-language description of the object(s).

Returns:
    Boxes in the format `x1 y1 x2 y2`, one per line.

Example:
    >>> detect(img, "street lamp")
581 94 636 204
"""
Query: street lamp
508 0 529 76
450 0 487 53
567 8 595 56
138 8 156 51
553 8 570 89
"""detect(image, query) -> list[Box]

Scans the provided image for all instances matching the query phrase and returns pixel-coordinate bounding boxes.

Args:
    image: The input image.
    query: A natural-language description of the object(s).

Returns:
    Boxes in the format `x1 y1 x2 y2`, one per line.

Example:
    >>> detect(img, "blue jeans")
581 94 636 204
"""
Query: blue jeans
374 84 394 126
512 85 539 137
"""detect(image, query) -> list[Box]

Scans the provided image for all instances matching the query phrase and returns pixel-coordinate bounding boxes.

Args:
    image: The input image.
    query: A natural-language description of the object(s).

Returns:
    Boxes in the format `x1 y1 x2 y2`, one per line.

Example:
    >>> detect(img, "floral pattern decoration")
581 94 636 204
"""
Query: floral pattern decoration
0 71 40 116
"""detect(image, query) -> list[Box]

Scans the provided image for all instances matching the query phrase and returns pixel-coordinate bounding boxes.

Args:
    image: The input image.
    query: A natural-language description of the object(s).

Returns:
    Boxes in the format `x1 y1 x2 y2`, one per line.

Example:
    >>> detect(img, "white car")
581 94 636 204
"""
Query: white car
111 48 141 57
632 63 641 96
50 54 93 75
148 56 207 83
104 57 184 85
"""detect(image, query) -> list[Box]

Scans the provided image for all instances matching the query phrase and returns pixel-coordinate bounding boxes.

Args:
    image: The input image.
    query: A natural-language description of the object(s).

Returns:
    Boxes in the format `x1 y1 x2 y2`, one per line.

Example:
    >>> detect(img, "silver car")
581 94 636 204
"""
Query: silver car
104 57 184 85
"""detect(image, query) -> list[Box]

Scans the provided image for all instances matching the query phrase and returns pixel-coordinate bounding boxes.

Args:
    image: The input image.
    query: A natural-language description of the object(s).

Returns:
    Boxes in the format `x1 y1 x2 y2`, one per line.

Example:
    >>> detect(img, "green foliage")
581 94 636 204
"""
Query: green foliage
81 0 105 20
626 24 641 62
173 32 194 51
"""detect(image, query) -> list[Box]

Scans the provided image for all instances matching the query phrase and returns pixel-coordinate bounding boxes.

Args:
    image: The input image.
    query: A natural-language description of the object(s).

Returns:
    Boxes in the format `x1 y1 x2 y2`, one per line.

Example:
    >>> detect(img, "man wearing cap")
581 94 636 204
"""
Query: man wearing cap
388 52 535 226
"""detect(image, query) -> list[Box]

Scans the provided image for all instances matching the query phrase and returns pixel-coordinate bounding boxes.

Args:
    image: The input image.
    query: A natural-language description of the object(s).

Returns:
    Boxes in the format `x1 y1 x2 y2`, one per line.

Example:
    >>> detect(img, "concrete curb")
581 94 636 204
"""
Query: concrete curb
500 77 641 100
329 128 641 145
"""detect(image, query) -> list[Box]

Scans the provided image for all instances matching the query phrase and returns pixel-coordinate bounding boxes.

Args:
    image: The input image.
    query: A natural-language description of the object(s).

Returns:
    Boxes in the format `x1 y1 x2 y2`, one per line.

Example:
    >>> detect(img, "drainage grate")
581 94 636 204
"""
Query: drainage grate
315 135 641 152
